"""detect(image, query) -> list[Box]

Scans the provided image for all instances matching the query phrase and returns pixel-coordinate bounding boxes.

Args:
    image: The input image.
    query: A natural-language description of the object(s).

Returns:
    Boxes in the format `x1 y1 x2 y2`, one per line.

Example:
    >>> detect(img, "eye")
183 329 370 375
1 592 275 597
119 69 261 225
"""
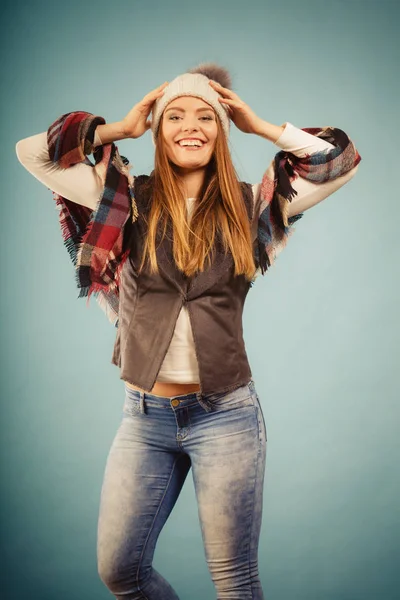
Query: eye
168 115 214 121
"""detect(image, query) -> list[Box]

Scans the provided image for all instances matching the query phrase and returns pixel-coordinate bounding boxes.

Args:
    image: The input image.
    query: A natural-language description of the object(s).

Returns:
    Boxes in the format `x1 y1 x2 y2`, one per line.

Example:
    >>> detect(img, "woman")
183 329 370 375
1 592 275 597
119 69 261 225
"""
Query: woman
16 63 361 600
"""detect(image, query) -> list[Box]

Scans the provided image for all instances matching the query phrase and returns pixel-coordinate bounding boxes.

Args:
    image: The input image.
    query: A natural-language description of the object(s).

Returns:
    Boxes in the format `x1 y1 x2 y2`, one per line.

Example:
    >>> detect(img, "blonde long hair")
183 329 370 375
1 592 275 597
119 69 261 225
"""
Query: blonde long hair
139 113 257 281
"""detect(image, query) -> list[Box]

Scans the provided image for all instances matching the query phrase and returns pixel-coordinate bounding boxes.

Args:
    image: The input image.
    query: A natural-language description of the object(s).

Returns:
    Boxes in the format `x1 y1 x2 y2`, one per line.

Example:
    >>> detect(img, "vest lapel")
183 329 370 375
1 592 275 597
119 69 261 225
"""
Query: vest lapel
155 218 189 296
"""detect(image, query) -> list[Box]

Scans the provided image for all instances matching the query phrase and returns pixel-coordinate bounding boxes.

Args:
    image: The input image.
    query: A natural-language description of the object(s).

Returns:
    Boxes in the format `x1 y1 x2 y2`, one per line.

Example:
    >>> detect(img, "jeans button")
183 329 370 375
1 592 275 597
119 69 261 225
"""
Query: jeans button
171 399 180 408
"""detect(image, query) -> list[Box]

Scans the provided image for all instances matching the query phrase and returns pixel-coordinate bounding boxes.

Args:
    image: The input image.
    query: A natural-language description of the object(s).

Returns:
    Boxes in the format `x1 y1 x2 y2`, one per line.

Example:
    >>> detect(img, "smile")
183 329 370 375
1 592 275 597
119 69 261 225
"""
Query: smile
176 139 206 149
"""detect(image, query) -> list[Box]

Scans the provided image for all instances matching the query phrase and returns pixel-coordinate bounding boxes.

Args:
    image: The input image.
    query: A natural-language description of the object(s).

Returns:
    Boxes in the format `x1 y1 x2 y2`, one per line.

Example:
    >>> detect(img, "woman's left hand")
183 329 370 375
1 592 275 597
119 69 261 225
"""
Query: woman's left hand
208 80 262 135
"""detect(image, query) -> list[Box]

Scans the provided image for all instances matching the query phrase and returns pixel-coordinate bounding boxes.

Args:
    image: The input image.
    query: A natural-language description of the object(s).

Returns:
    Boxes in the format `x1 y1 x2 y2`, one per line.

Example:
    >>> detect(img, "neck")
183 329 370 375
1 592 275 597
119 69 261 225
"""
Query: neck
175 165 206 198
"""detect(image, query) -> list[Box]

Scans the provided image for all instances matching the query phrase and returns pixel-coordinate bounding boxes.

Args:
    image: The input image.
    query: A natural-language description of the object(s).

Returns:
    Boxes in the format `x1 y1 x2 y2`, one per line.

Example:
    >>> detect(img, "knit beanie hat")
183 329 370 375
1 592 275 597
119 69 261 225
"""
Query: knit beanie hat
151 62 232 145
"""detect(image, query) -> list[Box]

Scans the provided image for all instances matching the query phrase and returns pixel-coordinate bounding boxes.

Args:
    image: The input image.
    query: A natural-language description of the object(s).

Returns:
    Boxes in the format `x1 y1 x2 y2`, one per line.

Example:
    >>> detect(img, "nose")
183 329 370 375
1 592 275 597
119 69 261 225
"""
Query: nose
182 120 199 132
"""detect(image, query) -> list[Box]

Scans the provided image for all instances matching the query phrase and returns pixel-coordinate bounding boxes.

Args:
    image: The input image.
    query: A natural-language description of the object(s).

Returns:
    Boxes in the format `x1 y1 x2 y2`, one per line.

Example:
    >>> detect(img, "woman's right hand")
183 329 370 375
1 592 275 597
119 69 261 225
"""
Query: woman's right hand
121 82 169 139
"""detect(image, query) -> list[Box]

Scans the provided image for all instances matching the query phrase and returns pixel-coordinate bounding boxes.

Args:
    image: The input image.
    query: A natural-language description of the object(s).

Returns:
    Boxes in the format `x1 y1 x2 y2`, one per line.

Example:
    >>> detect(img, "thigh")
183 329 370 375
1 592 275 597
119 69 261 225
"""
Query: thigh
97 408 191 580
191 388 267 597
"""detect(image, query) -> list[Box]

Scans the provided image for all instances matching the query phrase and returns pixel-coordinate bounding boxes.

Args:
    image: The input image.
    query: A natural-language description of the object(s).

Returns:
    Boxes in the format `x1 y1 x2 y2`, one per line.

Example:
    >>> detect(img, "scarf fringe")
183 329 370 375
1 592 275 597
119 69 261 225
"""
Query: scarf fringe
257 213 304 275
95 291 119 327
63 235 80 266
75 248 130 306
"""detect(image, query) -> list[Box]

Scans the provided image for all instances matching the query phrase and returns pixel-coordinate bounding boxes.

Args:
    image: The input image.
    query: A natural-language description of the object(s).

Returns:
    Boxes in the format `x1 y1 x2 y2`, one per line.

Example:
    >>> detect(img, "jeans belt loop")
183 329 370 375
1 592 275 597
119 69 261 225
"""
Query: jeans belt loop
196 391 212 413
139 392 146 414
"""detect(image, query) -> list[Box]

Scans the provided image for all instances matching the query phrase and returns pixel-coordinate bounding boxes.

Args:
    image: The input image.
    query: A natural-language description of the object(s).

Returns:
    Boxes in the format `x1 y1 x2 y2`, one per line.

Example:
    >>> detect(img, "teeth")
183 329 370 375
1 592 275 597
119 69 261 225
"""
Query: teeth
178 140 203 147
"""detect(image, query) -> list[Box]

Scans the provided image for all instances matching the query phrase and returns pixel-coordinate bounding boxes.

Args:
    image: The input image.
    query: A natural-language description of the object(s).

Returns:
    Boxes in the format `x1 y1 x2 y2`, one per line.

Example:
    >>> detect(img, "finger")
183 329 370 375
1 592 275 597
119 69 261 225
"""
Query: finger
216 98 234 119
208 80 239 100
145 82 169 100
141 86 168 108
217 97 238 106
157 82 169 93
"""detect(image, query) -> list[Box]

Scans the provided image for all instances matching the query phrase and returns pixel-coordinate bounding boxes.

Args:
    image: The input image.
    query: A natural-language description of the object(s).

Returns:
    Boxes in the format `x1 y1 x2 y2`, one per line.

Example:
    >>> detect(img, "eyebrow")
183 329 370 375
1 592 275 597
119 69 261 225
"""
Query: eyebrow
164 106 214 114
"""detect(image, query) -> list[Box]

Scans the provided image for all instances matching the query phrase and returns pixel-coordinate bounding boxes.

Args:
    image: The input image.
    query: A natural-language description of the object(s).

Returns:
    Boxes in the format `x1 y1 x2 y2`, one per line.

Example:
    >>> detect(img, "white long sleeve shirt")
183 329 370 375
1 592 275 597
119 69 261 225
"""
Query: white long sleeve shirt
15 123 359 383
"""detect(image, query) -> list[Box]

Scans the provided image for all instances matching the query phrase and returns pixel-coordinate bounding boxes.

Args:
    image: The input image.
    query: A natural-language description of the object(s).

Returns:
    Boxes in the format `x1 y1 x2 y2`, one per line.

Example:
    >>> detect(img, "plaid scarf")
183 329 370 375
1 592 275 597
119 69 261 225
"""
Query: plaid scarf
47 111 138 325
47 111 361 325
255 126 362 273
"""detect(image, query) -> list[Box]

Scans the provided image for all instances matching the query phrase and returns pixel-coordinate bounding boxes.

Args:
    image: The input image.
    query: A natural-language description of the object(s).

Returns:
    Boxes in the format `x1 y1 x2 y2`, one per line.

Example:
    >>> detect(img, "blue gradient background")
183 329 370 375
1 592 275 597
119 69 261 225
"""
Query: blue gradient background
2 0 399 598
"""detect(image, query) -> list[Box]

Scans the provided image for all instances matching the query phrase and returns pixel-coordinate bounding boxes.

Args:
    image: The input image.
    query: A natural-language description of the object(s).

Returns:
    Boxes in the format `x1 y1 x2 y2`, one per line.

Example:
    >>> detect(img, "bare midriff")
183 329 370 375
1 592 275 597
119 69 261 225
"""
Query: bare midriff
124 380 201 398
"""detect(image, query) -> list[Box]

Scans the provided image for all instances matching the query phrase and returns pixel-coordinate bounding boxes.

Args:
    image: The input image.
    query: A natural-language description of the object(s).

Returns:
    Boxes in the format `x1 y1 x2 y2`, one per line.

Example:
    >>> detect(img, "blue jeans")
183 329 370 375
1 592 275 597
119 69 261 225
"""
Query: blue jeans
97 378 267 600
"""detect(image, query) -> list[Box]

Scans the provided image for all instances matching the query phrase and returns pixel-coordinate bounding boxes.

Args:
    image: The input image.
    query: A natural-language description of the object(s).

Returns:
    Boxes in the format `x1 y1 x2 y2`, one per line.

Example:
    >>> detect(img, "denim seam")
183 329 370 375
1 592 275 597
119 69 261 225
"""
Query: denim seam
256 395 267 443
246 398 261 599
136 454 182 598
250 448 261 599
256 402 262 446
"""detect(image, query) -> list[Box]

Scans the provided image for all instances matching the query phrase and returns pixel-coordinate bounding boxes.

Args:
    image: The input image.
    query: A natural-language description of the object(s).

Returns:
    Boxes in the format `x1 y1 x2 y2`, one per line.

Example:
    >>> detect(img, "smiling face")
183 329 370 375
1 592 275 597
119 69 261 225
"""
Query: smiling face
160 96 218 171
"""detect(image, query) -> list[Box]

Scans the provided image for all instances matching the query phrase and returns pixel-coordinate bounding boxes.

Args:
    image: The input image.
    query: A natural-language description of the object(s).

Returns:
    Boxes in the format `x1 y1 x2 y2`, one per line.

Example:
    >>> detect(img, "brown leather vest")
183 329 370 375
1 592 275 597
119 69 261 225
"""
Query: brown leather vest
111 174 256 395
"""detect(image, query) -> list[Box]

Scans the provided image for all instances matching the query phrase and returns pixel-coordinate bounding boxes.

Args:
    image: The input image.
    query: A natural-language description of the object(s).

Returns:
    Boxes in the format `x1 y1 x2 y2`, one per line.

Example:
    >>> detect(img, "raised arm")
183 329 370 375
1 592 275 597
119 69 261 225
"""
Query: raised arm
256 121 360 219
15 129 104 211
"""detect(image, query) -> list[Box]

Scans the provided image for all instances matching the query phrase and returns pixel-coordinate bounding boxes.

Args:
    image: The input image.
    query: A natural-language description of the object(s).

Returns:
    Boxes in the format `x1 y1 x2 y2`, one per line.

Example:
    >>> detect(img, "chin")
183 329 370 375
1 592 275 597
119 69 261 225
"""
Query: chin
171 155 211 170
178 160 206 169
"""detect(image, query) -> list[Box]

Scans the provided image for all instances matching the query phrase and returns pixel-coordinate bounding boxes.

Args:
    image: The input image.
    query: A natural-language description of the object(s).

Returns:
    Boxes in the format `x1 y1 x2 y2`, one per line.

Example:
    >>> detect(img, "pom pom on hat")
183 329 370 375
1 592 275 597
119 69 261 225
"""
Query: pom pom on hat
187 62 233 89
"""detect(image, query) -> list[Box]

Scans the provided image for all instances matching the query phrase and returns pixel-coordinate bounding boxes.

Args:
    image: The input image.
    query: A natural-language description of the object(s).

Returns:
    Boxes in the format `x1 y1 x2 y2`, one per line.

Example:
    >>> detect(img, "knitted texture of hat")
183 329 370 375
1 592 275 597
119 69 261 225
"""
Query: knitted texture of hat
151 63 232 145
